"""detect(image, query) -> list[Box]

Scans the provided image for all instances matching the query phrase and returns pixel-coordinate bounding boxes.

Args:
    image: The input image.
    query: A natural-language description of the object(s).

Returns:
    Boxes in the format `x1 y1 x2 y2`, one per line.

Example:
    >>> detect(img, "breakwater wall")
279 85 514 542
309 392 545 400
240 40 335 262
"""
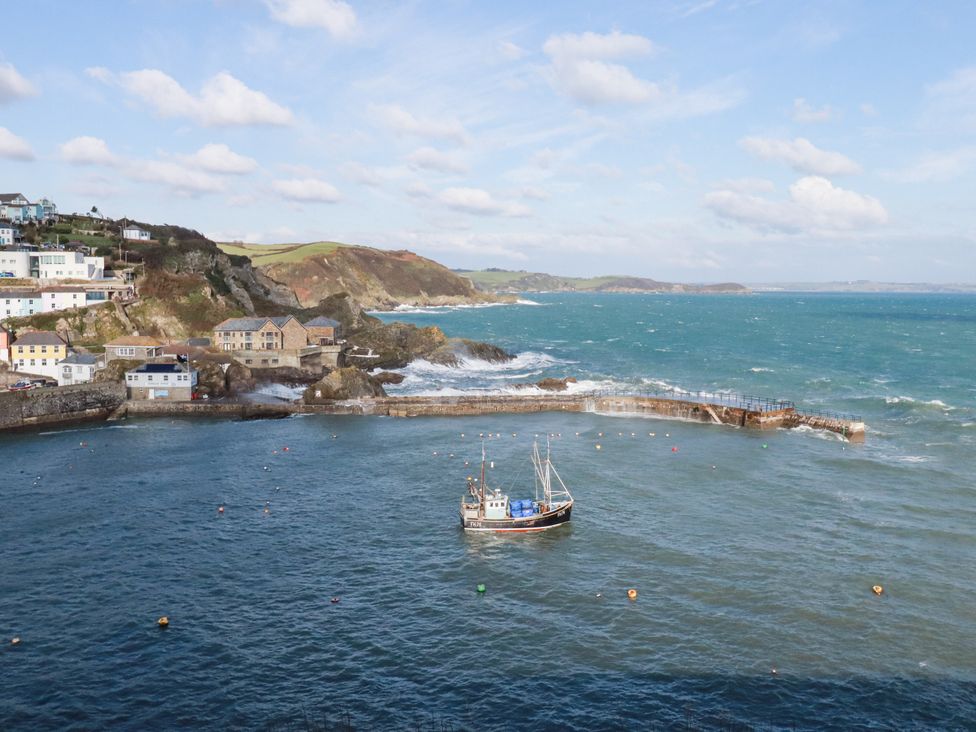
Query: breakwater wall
306 393 865 441
0 383 126 431
2 391 865 442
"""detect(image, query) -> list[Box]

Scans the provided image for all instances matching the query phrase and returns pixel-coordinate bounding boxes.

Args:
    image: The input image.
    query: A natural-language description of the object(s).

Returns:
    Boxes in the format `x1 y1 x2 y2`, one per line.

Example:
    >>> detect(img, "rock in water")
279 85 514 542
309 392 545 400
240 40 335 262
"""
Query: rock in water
304 367 387 402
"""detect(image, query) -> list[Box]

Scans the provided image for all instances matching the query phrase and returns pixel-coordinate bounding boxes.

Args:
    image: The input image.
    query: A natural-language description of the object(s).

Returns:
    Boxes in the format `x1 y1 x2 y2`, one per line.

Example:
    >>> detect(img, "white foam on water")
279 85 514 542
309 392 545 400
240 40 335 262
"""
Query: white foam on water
253 383 305 401
749 367 774 373
516 298 542 305
884 396 954 410
892 455 932 463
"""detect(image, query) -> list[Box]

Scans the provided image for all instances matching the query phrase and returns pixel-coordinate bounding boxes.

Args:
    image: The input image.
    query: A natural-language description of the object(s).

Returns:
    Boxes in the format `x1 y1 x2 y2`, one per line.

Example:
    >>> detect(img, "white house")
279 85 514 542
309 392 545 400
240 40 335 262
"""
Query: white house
35 251 105 280
0 224 20 248
0 250 105 281
125 362 197 400
57 352 103 386
1 290 42 318
42 287 88 312
122 225 150 241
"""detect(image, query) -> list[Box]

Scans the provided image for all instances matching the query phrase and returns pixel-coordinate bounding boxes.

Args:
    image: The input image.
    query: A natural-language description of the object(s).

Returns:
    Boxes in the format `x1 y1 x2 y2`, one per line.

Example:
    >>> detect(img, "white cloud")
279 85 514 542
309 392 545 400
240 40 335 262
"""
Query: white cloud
183 143 258 174
543 30 658 105
272 177 341 203
406 146 468 174
89 67 294 127
339 161 385 187
0 127 34 160
370 104 468 143
521 186 549 200
264 0 356 39
60 136 118 166
129 160 225 195
438 187 531 217
884 147 976 183
712 177 775 193
498 40 526 61
792 97 834 123
860 102 877 117
405 181 432 198
739 136 861 176
0 61 37 103
542 30 655 60
924 66 976 131
705 175 887 233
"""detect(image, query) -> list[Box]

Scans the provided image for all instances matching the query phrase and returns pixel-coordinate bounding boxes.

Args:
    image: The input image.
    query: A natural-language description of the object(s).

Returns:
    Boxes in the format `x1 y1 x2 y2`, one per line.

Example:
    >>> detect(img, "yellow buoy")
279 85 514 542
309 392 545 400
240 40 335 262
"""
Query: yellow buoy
627 589 638 600
872 585 883 596
157 616 169 628
595 444 602 450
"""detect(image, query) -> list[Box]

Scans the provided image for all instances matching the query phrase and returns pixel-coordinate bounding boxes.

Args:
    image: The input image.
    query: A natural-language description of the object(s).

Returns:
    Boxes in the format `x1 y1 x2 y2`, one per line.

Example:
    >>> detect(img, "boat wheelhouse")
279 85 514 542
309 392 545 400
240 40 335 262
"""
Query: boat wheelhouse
460 441 573 532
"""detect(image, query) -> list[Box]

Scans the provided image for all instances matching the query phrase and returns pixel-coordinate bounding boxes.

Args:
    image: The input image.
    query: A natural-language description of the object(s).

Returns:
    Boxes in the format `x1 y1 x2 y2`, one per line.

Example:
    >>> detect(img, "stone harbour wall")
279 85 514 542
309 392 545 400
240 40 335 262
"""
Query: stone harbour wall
0 383 126 431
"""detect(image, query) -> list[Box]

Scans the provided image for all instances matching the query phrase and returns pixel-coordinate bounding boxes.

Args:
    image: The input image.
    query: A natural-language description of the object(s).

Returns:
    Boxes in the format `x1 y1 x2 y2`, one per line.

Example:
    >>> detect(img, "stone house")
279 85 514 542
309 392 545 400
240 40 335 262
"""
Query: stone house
304 316 341 345
104 335 164 362
125 362 198 400
213 316 308 352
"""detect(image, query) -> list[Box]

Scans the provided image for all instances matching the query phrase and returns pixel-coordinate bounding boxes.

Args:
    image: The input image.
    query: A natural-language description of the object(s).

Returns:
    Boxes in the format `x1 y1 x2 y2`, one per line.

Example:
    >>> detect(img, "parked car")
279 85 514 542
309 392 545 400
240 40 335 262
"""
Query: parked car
8 381 33 391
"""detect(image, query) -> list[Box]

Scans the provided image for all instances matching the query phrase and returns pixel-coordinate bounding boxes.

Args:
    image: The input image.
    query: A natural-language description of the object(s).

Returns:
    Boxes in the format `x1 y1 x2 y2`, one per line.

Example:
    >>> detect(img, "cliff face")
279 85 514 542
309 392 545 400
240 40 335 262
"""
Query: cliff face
228 243 499 310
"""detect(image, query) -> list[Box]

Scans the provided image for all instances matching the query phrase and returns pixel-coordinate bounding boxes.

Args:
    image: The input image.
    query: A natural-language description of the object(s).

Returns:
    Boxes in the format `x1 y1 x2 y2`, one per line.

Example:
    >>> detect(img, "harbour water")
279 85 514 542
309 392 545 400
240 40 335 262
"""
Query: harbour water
2 293 975 729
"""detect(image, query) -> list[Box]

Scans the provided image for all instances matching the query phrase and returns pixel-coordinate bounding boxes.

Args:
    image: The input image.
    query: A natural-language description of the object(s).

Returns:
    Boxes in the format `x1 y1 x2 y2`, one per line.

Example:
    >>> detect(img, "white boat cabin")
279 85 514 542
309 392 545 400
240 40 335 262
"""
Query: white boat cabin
484 490 509 520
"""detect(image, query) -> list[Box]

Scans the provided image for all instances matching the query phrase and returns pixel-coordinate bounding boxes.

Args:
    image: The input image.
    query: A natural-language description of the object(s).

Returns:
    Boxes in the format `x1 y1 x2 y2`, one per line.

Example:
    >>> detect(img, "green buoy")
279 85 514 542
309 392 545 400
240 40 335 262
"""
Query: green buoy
477 584 486 593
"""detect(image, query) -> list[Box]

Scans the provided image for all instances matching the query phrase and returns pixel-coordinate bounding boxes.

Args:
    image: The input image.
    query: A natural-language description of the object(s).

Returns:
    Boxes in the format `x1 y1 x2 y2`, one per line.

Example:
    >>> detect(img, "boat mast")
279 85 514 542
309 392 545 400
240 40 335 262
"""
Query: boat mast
480 441 487 517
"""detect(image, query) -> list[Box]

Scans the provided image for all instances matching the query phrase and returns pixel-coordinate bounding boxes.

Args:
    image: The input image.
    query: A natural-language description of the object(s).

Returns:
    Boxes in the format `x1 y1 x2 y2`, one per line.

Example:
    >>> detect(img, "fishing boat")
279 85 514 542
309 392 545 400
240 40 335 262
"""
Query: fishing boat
460 441 573 532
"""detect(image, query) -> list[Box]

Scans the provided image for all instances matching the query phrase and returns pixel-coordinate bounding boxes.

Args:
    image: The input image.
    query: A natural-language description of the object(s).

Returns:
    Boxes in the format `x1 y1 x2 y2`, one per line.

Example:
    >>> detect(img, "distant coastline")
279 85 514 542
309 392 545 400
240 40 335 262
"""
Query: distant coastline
747 281 976 294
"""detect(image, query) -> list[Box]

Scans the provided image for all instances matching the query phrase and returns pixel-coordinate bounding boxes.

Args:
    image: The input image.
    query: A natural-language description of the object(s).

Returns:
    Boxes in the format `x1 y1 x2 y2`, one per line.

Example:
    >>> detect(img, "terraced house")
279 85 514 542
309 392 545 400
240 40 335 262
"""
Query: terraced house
10 331 67 380
213 316 308 352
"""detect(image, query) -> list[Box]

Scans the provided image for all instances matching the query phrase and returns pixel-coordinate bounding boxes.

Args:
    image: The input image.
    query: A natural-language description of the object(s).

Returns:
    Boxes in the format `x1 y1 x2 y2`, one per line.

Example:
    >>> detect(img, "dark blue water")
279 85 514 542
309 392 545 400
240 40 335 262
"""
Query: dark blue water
2 293 975 729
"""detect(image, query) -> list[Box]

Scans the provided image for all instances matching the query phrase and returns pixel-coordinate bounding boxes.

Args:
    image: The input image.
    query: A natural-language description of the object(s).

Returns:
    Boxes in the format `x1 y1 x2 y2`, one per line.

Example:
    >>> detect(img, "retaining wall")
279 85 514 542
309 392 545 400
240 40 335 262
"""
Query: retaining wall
0 382 126 431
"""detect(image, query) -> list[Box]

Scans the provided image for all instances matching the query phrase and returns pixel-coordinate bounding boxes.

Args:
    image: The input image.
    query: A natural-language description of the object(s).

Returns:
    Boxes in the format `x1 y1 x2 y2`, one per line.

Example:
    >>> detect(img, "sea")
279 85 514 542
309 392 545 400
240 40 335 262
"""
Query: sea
2 292 975 730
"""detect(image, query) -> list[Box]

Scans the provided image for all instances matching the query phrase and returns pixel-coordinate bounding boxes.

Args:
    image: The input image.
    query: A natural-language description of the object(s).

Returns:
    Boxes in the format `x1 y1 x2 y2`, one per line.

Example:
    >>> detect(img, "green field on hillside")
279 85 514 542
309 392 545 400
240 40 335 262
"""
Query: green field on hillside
217 241 346 265
462 270 621 290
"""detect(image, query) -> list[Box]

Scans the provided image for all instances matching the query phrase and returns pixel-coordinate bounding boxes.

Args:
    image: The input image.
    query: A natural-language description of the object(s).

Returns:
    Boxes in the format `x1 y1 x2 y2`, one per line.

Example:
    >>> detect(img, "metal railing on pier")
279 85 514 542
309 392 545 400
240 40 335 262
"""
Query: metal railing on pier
793 406 862 423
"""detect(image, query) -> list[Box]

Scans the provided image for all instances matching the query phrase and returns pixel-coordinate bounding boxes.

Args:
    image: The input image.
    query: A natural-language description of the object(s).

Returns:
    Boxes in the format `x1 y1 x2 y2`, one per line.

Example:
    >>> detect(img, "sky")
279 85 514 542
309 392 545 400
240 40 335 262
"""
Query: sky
2 0 975 282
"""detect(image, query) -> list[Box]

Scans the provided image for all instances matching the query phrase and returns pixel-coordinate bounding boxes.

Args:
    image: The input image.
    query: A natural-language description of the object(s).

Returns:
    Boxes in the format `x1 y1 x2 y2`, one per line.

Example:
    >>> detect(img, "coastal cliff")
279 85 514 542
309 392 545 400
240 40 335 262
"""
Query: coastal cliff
217 241 502 310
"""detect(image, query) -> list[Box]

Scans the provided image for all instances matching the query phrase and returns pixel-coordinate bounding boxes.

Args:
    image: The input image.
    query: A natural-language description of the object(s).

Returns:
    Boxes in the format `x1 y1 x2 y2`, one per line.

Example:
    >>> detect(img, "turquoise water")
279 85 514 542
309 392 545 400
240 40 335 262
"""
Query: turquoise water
2 293 975 729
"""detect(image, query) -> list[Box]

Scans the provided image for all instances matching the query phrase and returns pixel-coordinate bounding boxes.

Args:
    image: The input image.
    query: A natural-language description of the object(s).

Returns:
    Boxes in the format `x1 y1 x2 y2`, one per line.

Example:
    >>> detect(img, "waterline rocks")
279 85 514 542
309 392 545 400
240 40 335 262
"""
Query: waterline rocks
304 367 387 402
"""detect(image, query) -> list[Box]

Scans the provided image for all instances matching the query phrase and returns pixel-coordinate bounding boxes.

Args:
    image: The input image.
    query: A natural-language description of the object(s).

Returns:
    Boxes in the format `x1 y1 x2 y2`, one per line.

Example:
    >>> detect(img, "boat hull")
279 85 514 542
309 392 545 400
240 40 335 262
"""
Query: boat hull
460 503 572 532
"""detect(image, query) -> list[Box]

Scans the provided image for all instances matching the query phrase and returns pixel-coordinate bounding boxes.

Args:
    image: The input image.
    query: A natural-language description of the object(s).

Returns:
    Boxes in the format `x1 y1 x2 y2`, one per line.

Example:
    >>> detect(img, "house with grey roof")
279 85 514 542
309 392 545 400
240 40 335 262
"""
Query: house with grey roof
57 352 104 386
304 316 342 345
213 315 308 352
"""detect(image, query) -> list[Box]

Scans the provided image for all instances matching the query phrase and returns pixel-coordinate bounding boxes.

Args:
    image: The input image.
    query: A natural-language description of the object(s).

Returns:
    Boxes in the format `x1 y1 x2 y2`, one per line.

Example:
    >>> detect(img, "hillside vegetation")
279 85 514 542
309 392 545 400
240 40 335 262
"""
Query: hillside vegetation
218 241 501 309
458 269 749 294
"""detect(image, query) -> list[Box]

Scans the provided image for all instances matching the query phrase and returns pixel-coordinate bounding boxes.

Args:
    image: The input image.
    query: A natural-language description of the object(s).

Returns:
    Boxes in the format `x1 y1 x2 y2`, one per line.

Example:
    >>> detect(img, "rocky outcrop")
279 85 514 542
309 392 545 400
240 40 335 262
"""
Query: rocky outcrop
426 338 513 367
535 377 577 392
372 371 405 385
303 367 387 402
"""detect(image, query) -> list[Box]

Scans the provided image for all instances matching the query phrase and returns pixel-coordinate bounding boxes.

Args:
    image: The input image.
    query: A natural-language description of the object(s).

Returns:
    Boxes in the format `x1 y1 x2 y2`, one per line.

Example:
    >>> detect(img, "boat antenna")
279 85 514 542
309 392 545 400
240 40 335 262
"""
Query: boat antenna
480 440 487 504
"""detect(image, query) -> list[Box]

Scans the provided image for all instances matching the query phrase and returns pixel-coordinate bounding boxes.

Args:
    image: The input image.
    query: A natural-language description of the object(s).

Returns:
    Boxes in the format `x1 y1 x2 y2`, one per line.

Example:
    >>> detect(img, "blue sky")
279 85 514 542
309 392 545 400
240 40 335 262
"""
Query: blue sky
2 0 975 282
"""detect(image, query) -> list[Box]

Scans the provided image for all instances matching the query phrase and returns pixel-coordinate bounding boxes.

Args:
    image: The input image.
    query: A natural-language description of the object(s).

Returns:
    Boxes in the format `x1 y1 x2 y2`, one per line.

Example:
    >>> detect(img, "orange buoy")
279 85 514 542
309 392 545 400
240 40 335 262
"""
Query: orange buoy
157 616 169 628
283 447 290 452
627 589 638 600
872 585 883 596
671 446 678 452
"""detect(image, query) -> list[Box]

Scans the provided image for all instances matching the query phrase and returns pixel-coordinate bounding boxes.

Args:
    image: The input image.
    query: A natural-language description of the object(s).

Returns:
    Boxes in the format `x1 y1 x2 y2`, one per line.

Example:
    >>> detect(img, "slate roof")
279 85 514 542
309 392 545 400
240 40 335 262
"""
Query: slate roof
60 353 99 366
12 331 66 346
214 317 271 332
104 336 164 347
214 316 303 332
305 316 340 328
0 193 28 203
129 362 194 374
